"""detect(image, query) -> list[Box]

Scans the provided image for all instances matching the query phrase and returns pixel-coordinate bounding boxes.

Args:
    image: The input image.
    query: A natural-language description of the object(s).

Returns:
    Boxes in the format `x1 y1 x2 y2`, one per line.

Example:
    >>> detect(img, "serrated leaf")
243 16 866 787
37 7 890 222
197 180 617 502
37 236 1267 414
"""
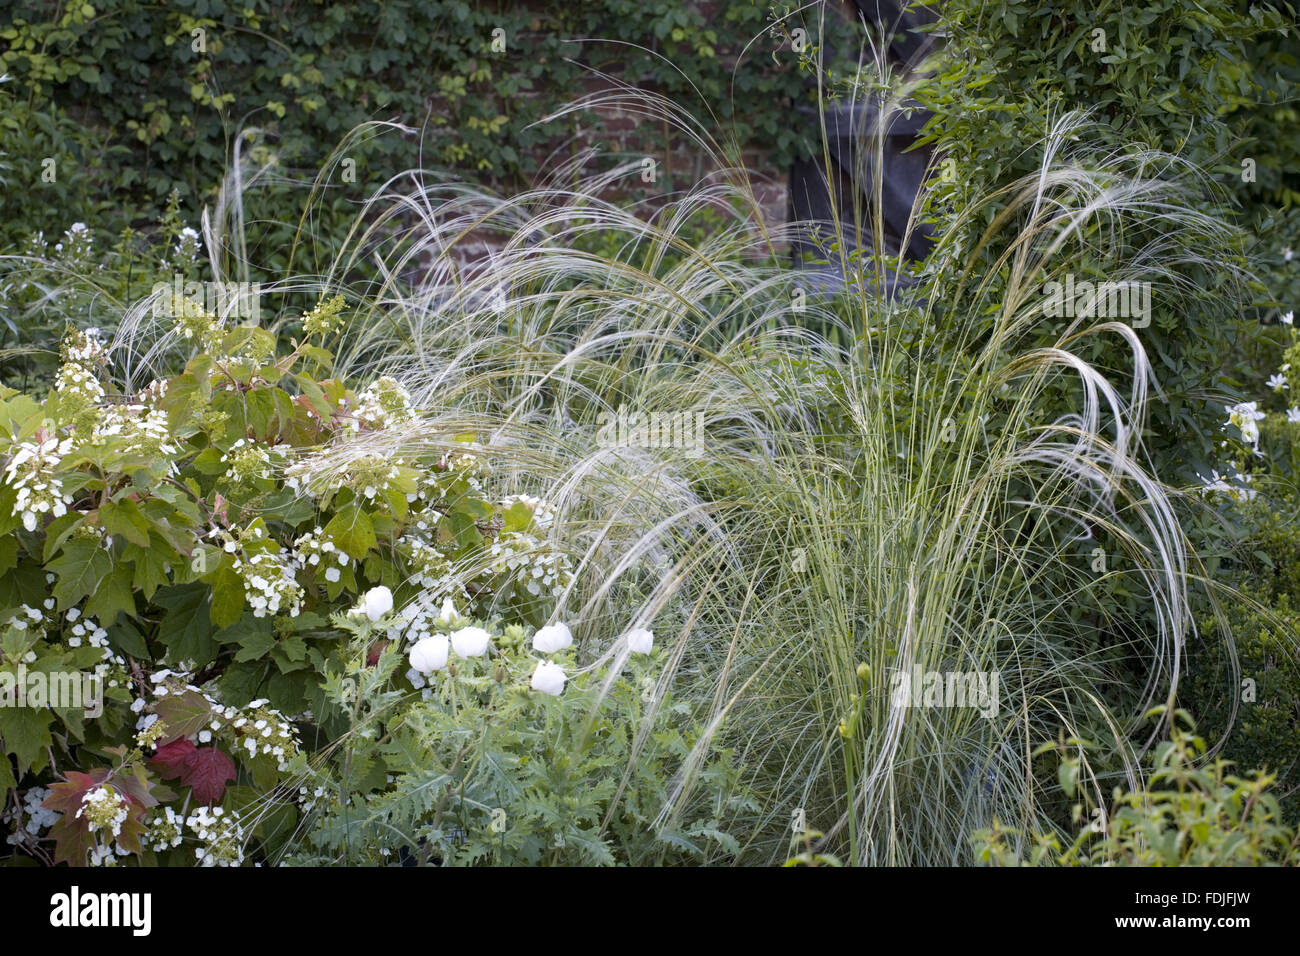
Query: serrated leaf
47 540 112 610
84 564 136 624
152 583 215 665
153 688 213 744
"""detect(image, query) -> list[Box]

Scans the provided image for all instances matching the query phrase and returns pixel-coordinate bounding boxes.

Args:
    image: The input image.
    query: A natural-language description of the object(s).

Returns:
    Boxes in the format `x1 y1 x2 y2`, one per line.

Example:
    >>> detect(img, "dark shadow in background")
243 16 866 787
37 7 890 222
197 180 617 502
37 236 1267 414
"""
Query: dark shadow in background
788 1 939 295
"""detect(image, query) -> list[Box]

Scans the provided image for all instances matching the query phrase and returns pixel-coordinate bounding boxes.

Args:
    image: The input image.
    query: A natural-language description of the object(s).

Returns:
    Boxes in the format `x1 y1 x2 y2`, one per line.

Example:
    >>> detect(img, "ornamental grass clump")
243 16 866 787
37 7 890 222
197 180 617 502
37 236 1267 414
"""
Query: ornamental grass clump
276 87 1245 865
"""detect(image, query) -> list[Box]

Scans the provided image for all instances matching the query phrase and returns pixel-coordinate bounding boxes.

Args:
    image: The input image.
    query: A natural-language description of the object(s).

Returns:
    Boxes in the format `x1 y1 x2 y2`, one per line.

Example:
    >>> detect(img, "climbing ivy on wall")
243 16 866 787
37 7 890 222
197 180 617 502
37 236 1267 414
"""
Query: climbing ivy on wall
0 0 809 259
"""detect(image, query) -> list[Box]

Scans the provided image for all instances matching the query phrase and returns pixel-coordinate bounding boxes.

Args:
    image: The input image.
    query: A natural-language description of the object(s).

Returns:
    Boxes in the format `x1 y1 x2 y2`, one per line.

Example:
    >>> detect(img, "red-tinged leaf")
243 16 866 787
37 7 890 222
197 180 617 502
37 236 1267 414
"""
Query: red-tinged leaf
180 747 237 805
47 811 99 867
150 737 197 779
42 770 110 814
42 768 153 865
116 763 161 813
153 688 213 744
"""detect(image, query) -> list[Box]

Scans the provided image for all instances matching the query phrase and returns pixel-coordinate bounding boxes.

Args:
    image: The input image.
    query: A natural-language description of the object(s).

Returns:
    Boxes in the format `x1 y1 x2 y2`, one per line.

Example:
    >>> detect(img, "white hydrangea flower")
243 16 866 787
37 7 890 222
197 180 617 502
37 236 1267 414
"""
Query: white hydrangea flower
3 435 75 531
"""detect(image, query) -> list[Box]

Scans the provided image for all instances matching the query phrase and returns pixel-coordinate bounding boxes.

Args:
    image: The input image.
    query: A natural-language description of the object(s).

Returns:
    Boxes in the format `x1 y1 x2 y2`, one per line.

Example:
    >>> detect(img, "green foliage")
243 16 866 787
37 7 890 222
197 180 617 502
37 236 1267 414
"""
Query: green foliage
913 0 1297 482
0 0 806 275
0 300 734 865
290 610 744 866
1179 317 1300 821
974 713 1300 865
0 191 203 391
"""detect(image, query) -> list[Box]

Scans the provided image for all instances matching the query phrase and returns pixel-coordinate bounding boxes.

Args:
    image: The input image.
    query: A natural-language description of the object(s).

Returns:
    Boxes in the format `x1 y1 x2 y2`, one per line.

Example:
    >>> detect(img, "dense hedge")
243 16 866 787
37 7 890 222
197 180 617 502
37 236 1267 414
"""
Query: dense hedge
914 0 1299 482
0 0 807 262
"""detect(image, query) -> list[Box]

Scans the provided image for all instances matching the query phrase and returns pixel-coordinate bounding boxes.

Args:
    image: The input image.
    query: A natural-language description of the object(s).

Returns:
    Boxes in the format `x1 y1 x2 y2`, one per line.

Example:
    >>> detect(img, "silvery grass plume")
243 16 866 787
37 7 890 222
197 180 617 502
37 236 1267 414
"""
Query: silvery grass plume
104 44 1243 866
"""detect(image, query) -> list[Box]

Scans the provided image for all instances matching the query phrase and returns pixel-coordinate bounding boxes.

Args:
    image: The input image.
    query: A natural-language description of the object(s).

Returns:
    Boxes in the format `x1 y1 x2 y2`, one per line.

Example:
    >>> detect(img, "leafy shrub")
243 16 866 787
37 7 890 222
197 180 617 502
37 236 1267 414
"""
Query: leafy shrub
1179 309 1300 820
914 0 1296 482
0 298 739 865
974 713 1300 865
0 192 204 391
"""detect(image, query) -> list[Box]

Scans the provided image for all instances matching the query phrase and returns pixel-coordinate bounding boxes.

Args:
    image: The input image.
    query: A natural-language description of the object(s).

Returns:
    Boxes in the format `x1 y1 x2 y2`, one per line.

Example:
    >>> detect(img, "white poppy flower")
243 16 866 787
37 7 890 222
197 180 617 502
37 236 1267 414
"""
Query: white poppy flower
532 622 573 654
409 635 450 674
625 627 654 654
530 660 567 696
362 586 393 621
450 626 491 657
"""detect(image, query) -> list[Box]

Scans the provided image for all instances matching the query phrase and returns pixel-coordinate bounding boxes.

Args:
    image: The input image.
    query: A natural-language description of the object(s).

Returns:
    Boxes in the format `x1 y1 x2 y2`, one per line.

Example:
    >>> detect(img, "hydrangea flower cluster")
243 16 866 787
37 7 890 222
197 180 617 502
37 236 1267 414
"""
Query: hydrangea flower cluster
210 524 304 618
488 530 575 599
351 376 414 431
285 452 407 502
88 842 133 867
221 438 274 486
226 699 300 769
64 608 111 652
90 404 179 461
235 550 303 618
5 601 128 694
4 434 74 531
292 527 352 583
53 361 106 408
47 328 109 429
185 806 245 867
301 293 347 338
401 533 455 591
6 601 49 640
77 786 129 839
139 674 302 773
169 296 224 350
137 377 169 408
143 806 185 852
1 786 61 848
296 784 330 814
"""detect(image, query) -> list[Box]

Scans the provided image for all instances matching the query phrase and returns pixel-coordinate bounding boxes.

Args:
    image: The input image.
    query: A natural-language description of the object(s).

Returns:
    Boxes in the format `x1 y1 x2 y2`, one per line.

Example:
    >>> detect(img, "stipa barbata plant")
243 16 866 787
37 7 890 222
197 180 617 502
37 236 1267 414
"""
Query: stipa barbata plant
285 108 1239 866
96 37 1244 865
